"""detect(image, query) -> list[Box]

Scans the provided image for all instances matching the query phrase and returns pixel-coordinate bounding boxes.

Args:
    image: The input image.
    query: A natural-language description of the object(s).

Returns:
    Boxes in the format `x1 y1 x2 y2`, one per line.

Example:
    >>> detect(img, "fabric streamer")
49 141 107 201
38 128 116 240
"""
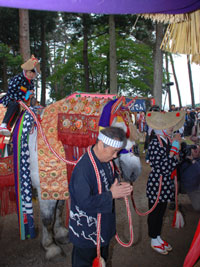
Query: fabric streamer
13 109 36 240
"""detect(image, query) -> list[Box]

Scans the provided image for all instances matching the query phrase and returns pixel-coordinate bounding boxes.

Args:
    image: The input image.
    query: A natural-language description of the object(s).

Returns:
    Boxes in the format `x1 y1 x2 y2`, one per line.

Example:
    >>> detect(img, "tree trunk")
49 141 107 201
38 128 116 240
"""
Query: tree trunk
82 14 90 92
40 18 46 106
169 54 182 108
106 53 110 93
153 23 164 108
187 55 195 108
165 53 172 109
19 9 30 61
2 57 8 92
109 15 117 94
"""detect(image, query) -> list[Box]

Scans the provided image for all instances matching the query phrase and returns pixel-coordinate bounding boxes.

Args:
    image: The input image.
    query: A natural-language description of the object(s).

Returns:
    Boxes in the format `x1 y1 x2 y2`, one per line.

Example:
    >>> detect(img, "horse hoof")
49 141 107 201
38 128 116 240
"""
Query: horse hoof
55 235 70 245
45 244 64 261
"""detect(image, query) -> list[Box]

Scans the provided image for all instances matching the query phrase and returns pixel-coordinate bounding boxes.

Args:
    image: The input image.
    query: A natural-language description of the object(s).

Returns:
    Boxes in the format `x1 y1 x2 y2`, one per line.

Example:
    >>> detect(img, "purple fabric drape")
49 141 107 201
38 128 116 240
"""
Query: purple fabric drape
0 0 199 14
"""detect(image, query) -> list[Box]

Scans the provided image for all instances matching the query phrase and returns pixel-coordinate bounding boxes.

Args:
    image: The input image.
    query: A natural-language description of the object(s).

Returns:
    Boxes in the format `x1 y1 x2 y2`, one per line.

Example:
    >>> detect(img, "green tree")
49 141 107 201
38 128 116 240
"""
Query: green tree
48 14 155 100
29 10 58 105
0 8 19 52
0 44 22 92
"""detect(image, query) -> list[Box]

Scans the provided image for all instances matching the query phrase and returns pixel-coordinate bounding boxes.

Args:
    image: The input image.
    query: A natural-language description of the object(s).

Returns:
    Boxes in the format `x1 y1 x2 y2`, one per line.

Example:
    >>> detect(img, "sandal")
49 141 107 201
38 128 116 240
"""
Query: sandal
151 244 168 255
162 240 172 252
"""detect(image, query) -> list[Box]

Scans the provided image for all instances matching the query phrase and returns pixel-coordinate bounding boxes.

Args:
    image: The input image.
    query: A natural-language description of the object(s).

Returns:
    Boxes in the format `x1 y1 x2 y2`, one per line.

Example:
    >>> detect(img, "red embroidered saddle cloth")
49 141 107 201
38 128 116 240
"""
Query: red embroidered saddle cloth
57 93 117 182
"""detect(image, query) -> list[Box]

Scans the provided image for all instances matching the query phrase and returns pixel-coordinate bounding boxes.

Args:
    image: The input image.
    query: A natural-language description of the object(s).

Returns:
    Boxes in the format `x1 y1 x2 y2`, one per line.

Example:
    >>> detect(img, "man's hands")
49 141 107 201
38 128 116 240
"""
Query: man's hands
110 179 133 199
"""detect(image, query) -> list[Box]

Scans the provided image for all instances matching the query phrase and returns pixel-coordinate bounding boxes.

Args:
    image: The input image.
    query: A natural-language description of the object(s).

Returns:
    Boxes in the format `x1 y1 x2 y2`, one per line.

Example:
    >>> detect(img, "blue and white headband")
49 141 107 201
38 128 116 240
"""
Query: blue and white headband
98 131 124 148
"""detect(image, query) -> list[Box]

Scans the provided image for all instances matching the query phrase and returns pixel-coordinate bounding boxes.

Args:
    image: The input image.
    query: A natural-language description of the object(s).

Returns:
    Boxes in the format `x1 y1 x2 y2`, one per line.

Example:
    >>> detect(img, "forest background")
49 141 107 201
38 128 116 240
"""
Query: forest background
0 8 199 110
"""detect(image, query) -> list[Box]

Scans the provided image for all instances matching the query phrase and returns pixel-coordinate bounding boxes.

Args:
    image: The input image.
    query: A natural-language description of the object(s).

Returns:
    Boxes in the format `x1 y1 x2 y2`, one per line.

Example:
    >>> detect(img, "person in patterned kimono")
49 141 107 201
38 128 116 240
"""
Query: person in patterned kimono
145 110 185 255
0 55 40 136
69 126 133 267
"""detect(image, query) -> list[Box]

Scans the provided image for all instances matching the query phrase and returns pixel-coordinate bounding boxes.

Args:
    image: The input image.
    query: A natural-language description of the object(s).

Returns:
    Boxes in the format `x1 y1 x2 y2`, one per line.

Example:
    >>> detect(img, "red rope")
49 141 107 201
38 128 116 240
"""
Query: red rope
131 175 163 216
115 196 134 247
87 147 102 259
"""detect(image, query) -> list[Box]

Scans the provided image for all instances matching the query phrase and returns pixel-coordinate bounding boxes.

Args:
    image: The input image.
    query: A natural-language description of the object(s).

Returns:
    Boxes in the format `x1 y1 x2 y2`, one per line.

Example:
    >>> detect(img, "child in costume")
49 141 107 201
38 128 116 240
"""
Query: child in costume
0 55 40 136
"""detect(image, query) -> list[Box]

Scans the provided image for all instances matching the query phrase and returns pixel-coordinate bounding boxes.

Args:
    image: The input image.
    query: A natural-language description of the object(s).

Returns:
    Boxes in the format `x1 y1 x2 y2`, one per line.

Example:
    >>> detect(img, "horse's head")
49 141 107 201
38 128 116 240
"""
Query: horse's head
111 111 142 183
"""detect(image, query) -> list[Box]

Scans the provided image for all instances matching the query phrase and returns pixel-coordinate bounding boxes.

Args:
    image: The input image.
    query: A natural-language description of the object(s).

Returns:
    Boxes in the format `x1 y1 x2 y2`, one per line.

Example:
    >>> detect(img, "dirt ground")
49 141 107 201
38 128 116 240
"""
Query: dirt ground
0 154 199 267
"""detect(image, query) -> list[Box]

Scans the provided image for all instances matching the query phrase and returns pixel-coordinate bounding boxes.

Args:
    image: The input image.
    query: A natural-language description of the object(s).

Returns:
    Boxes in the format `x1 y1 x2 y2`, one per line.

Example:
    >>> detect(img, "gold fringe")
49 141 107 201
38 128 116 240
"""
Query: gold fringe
191 54 200 65
140 13 188 24
160 10 200 61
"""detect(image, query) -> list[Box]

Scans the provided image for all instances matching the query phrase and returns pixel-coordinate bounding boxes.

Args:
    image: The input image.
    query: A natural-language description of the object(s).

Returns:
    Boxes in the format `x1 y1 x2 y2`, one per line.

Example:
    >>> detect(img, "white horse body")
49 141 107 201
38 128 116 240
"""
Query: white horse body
29 127 69 260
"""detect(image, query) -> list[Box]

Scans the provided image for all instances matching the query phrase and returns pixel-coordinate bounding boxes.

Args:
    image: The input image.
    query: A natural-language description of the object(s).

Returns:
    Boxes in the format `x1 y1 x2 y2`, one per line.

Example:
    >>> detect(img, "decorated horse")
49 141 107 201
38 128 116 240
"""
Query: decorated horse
0 92 142 260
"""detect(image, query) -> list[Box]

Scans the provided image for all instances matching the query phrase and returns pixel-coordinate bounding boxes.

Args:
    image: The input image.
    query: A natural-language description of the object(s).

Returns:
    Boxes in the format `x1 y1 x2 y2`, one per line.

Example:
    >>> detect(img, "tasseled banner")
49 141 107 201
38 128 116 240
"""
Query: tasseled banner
92 257 106 267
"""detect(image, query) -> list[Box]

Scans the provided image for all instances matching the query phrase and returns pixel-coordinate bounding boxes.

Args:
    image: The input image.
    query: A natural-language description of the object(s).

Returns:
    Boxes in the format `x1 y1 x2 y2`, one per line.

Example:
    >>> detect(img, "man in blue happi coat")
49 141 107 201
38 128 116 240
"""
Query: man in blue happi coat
69 126 133 266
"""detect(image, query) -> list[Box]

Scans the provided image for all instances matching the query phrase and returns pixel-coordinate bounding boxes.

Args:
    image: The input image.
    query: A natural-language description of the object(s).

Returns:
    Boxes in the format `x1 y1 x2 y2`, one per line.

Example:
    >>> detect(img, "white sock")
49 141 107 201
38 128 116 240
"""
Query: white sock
151 238 161 247
0 123 7 128
157 236 164 244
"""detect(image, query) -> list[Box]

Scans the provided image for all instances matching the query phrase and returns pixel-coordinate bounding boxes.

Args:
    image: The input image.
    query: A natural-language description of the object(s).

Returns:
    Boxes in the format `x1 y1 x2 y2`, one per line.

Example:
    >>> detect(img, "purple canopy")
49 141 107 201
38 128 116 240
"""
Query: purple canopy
0 0 199 14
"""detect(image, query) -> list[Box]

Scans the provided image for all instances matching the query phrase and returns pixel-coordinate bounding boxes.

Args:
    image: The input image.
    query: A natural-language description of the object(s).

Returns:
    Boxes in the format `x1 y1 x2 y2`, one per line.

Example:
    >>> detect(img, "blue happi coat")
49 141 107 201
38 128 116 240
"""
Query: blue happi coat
69 147 116 248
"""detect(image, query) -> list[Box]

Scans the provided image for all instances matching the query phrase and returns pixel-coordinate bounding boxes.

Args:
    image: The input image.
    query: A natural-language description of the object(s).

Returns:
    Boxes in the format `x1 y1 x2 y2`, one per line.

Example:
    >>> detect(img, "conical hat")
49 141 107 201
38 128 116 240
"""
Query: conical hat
21 55 40 73
146 111 185 131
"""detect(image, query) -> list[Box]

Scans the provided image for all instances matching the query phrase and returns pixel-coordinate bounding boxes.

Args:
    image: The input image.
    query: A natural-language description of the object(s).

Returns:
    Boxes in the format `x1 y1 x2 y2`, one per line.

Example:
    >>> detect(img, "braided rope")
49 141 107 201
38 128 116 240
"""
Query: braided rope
131 175 163 216
87 147 102 258
19 101 77 166
115 196 134 247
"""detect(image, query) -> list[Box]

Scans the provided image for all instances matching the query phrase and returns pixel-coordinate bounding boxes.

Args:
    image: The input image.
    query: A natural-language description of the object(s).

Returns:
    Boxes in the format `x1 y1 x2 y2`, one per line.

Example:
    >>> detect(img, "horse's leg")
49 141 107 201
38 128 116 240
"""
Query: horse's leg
53 200 69 244
29 130 63 260
38 190 64 260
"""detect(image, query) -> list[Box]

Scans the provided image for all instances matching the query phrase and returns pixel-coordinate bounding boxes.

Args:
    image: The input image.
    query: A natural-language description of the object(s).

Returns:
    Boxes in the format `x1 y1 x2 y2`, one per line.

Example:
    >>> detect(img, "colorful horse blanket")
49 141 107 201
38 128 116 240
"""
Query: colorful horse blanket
38 92 117 200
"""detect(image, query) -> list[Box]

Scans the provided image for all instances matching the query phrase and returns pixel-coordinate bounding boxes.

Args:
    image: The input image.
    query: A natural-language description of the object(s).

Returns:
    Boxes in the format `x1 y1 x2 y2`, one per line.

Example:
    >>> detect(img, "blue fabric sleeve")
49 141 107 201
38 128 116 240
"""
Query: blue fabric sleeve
69 157 114 214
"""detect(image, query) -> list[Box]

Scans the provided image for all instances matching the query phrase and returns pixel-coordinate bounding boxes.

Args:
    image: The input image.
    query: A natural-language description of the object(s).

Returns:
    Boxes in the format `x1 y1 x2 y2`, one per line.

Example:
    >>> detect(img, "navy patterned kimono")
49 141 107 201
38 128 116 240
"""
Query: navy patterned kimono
146 135 178 204
1 72 34 107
